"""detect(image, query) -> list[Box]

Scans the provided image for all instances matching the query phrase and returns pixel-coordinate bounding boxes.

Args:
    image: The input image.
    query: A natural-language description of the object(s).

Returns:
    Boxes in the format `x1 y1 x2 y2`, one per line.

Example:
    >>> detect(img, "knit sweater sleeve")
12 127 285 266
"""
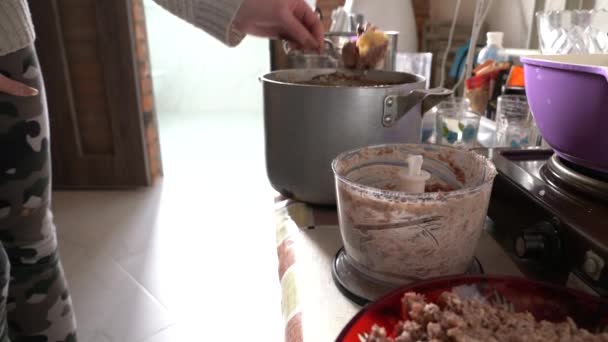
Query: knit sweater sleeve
152 0 246 47
0 0 35 56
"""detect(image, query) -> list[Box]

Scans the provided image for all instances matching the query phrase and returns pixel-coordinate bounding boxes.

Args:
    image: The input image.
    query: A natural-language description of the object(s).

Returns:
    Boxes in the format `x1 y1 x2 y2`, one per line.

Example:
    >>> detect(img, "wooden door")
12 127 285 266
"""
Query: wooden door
28 0 161 189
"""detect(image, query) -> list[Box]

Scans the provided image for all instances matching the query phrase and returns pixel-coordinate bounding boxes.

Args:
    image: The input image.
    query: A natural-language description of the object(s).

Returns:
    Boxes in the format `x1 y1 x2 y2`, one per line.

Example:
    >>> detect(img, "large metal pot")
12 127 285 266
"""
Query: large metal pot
261 68 452 205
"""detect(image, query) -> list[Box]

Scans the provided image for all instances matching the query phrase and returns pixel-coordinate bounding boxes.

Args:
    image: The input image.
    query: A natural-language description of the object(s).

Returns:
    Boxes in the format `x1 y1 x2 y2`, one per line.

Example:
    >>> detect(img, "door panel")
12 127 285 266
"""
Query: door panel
29 0 153 188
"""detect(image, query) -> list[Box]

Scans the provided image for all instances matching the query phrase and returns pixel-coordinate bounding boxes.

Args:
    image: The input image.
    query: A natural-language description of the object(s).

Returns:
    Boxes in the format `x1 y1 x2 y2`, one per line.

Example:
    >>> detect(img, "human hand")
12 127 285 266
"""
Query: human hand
0 73 38 96
233 0 324 51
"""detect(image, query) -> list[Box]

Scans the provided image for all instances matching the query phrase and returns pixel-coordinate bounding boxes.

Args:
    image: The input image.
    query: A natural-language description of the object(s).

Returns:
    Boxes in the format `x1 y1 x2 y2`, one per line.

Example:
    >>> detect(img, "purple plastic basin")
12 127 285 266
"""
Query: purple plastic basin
521 54 608 173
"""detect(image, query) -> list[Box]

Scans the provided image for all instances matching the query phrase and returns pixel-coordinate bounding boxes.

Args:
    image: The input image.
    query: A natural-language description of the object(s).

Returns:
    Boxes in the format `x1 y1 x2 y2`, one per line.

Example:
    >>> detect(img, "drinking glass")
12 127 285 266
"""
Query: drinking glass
435 98 480 148
537 10 608 54
496 95 533 148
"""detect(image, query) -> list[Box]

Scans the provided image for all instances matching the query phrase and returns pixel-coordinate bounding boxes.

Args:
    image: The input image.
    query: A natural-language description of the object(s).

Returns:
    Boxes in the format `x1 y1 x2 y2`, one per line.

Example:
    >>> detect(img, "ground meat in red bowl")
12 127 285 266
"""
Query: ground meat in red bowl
336 275 608 342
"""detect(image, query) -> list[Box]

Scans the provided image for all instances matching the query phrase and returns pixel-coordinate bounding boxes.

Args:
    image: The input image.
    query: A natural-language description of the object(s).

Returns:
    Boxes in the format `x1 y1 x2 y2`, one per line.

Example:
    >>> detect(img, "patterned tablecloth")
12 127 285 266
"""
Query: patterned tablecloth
274 197 522 342
274 198 349 342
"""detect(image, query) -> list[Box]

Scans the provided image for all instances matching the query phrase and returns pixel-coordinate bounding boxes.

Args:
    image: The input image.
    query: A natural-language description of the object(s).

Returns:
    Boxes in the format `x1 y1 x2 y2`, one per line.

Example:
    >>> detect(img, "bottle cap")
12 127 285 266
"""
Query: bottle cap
487 32 504 46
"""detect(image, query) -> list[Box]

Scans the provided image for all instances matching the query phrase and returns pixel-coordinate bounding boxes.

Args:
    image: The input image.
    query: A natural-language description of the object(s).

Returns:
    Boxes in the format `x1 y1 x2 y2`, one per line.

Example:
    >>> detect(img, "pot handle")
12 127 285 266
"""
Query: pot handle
382 88 453 128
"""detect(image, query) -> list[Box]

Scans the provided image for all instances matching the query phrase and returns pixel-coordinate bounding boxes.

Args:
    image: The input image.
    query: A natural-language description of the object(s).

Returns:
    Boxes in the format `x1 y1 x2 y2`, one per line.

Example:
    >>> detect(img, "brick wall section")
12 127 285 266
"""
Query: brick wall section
132 0 163 182
412 0 430 51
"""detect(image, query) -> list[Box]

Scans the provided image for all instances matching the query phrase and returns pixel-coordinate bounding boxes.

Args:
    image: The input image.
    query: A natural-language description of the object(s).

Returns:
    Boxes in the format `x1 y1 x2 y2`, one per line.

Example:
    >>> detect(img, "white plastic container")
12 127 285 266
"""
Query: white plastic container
477 32 508 64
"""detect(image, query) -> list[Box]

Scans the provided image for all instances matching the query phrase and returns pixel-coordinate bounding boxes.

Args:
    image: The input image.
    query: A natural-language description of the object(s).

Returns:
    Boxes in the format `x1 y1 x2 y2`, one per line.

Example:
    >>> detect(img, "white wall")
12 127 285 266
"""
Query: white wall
430 0 534 48
429 0 575 48
143 0 269 115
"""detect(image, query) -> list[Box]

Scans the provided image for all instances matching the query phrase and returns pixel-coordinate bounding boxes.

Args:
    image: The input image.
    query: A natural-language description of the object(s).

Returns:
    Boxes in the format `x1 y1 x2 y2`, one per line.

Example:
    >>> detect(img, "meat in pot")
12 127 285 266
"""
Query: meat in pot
296 72 403 87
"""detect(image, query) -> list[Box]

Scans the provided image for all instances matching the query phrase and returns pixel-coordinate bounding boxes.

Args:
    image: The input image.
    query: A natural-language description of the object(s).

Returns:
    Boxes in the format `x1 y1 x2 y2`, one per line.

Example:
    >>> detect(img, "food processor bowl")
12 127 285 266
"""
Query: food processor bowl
332 144 496 300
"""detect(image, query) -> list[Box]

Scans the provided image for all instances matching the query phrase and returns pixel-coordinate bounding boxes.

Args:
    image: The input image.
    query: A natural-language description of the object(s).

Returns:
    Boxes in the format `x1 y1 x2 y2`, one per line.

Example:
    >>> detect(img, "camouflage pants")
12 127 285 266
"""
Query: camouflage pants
0 46 77 341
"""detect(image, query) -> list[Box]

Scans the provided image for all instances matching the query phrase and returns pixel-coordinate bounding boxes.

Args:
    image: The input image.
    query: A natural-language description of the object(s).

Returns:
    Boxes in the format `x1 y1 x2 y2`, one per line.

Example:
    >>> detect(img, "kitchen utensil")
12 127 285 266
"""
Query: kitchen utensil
495 95 533 148
350 13 366 34
383 31 398 71
537 10 608 55
336 275 608 342
329 6 350 32
330 7 365 33
325 31 358 50
282 39 341 69
435 98 480 148
521 54 608 172
395 52 433 89
332 144 496 300
283 31 397 71
345 0 417 52
261 69 452 205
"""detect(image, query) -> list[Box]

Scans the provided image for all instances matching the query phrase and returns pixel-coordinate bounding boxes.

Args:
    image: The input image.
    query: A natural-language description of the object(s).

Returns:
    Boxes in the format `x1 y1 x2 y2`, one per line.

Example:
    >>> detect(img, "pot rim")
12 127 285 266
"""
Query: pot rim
259 68 426 89
331 143 497 200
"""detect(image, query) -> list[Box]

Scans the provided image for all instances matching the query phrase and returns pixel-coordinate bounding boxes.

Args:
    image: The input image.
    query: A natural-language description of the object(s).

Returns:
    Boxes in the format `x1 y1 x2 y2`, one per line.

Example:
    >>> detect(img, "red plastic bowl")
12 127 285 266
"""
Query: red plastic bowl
336 275 608 341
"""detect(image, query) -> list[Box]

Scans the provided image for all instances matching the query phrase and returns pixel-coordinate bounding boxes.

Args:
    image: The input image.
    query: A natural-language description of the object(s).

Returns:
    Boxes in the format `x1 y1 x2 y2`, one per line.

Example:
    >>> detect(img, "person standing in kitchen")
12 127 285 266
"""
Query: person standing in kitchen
0 0 322 341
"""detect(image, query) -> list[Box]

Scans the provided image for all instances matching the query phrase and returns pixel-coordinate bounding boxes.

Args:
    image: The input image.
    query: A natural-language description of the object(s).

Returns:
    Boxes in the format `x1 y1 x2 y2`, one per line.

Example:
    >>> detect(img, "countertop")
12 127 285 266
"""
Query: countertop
274 199 522 342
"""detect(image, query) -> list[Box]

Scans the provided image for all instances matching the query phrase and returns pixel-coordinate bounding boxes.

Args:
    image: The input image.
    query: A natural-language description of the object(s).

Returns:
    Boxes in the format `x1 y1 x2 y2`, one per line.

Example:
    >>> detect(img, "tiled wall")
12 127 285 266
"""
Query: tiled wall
132 0 163 182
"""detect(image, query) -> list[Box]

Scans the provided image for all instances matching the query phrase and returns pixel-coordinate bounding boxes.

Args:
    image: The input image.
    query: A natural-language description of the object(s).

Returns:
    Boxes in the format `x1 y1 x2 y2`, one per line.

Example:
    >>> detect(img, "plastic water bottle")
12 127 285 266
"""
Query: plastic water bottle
477 32 508 64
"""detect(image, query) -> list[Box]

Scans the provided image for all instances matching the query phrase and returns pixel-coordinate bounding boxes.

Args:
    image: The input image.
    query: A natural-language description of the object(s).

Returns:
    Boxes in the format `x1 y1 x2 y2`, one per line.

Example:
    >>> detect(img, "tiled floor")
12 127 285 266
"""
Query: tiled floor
51 2 283 341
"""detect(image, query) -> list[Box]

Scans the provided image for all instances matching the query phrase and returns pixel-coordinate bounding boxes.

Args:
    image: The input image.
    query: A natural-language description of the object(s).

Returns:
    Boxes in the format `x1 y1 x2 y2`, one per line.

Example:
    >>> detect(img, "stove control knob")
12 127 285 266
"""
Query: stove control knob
583 250 604 281
514 221 561 263
584 258 599 275
515 234 545 259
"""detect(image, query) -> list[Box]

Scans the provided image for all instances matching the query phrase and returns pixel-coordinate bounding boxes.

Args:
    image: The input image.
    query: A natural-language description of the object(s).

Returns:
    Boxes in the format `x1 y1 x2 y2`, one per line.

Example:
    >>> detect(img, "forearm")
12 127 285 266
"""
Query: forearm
152 0 246 46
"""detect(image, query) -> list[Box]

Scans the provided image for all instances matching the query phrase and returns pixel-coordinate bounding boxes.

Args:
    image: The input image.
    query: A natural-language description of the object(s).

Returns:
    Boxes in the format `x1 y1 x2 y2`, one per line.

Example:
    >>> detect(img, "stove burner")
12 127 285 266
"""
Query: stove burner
542 155 608 202
331 247 483 306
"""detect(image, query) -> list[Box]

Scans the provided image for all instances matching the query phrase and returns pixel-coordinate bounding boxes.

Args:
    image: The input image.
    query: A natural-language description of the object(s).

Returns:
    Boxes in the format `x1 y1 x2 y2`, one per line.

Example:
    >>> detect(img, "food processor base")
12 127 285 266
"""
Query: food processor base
332 247 484 306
